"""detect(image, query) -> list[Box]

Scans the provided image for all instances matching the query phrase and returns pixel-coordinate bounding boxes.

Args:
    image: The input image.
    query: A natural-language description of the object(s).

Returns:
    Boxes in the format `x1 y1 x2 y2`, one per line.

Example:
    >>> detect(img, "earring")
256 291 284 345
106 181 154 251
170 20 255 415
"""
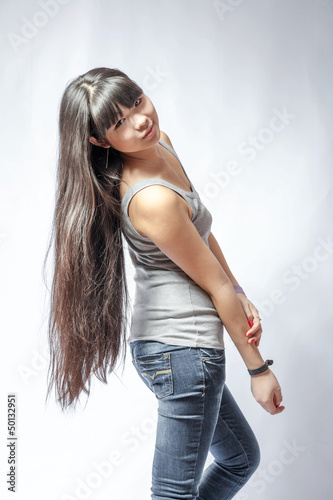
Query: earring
105 147 109 169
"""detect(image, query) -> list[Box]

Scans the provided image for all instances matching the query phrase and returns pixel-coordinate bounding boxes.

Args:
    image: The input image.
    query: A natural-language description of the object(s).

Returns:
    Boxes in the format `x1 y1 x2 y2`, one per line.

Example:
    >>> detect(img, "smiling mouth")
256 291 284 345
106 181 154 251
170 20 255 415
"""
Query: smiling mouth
143 124 154 138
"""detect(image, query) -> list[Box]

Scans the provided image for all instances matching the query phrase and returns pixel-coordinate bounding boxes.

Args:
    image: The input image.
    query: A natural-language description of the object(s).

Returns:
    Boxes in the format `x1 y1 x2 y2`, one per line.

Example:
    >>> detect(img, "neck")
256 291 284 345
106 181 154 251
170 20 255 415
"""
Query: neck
119 138 166 171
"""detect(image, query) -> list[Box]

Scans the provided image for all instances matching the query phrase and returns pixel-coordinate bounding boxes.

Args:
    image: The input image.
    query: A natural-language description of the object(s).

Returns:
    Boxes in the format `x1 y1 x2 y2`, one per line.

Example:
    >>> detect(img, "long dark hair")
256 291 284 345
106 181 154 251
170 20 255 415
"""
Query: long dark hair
44 67 144 412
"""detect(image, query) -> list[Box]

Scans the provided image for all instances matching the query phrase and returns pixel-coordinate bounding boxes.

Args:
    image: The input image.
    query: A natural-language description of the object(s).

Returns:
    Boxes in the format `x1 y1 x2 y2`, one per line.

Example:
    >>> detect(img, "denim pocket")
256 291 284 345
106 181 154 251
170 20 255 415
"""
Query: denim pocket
133 352 174 399
198 347 225 395
198 347 225 363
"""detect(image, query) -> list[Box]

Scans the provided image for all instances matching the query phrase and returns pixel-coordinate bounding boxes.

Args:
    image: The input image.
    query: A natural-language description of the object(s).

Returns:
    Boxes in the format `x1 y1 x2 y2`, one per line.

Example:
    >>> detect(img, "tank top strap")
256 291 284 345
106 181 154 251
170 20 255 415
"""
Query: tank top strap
121 178 197 219
158 138 194 193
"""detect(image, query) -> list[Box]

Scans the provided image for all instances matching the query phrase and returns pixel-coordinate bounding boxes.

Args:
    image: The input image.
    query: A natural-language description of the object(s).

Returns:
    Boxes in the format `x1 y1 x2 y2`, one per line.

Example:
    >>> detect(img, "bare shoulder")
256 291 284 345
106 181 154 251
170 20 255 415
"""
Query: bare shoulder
129 184 190 237
128 185 228 297
133 184 180 210
160 130 175 150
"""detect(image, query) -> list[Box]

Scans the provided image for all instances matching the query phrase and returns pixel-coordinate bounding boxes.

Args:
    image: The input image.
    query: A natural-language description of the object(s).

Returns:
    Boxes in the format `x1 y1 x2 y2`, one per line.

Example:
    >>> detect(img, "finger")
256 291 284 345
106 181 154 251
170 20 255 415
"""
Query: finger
270 391 284 412
273 405 285 414
248 303 260 319
273 390 283 406
246 318 262 335
246 325 257 335
246 323 262 336
249 337 258 344
248 333 262 344
253 331 262 343
265 401 285 415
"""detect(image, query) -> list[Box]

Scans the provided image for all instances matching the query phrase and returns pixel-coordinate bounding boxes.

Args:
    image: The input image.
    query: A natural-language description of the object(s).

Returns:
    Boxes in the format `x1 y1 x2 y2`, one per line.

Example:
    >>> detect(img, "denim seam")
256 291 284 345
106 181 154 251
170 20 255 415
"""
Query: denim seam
217 414 251 500
187 348 207 496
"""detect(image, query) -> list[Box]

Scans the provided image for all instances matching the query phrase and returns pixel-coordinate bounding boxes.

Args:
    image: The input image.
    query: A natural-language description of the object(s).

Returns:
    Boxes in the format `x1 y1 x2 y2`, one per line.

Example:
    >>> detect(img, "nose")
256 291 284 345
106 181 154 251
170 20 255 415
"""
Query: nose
133 112 149 130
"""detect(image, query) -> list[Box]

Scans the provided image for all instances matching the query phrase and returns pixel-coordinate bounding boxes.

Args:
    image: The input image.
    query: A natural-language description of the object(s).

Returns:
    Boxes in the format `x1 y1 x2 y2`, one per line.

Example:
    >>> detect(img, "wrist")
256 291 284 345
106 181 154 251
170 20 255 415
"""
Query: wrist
233 285 246 296
251 368 272 378
248 359 274 377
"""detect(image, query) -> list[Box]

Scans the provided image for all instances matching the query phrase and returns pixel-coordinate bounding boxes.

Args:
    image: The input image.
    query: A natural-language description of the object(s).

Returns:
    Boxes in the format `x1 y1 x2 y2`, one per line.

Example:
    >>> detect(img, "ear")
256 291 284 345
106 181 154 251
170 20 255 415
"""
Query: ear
89 136 110 148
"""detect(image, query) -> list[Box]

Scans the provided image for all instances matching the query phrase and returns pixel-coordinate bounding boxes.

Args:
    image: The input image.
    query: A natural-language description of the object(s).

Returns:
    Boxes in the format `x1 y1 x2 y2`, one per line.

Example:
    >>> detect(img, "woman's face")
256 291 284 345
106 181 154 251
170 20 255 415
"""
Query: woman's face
101 93 160 153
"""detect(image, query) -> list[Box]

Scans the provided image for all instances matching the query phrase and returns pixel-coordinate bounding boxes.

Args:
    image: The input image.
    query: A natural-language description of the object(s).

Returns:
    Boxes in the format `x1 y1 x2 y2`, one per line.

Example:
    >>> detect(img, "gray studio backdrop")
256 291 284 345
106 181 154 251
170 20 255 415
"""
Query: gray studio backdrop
1 0 332 499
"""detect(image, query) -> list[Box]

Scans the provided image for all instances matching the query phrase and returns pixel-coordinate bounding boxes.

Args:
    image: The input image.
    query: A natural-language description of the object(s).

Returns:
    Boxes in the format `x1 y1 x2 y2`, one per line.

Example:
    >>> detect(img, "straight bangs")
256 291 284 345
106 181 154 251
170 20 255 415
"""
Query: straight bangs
89 76 143 140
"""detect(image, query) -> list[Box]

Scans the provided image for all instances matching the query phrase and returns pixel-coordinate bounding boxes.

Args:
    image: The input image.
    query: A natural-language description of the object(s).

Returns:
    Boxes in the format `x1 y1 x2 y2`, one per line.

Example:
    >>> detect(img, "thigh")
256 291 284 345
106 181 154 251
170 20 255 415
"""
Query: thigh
209 384 261 470
131 341 227 499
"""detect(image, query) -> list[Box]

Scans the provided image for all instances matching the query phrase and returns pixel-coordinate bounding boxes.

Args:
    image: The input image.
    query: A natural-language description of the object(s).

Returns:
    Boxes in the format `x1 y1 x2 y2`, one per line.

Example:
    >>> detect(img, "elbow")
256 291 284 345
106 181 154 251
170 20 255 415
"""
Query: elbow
205 279 233 302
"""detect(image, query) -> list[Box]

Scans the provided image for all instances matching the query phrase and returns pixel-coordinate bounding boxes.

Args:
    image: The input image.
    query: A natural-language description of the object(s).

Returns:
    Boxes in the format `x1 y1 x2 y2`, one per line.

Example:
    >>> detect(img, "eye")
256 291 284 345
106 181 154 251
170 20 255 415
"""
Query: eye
114 96 143 128
115 118 125 129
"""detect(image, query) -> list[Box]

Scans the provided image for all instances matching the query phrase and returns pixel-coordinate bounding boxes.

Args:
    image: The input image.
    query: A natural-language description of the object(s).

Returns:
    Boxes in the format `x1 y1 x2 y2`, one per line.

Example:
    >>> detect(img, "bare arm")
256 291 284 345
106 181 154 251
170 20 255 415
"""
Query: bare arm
208 231 263 346
207 232 240 286
130 185 264 371
161 135 240 286
129 185 284 414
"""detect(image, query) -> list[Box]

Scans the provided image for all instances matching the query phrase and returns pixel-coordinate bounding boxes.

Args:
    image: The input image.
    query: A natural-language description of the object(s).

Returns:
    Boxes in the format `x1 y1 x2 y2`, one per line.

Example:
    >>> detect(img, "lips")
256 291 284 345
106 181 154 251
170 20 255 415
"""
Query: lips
143 124 154 138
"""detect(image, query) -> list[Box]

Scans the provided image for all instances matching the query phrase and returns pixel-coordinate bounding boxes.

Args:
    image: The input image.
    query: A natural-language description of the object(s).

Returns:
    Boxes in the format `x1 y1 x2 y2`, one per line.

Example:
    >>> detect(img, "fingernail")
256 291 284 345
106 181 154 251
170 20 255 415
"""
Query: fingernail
250 338 255 344
249 320 254 327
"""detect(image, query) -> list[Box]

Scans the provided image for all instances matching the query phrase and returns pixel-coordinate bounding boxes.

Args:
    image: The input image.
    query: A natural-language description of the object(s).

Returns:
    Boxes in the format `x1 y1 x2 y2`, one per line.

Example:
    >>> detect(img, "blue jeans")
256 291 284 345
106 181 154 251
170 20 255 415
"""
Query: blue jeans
130 340 261 500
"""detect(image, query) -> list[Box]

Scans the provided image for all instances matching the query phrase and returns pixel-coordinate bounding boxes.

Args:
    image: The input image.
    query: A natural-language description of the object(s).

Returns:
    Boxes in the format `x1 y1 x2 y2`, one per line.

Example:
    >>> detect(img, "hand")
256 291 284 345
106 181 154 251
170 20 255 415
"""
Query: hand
250 369 285 415
237 294 262 347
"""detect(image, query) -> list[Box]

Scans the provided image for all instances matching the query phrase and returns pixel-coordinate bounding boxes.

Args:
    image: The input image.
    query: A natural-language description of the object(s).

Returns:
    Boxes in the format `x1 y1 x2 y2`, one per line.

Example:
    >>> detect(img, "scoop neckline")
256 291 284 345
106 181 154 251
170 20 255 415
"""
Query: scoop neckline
120 139 196 204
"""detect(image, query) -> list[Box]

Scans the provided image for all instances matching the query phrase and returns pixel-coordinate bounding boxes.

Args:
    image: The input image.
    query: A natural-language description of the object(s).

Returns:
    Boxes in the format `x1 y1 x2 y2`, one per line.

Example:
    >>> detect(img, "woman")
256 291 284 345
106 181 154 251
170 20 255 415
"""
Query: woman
46 67 285 499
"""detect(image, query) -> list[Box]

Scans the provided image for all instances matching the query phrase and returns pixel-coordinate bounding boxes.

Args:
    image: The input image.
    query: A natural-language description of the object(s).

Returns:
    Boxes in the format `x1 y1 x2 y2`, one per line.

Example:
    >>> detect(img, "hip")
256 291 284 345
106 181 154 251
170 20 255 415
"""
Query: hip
130 340 226 400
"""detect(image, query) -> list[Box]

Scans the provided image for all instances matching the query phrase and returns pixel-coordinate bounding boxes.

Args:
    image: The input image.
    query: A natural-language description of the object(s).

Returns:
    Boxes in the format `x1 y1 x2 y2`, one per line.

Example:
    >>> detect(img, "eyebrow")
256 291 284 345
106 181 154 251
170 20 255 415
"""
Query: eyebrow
113 106 129 126
113 111 123 127
113 95 142 126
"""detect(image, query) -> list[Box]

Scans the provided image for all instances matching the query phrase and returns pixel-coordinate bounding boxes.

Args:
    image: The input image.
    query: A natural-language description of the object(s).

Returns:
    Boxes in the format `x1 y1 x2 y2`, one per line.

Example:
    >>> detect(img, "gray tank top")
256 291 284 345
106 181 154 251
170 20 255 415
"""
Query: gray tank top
120 139 224 350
